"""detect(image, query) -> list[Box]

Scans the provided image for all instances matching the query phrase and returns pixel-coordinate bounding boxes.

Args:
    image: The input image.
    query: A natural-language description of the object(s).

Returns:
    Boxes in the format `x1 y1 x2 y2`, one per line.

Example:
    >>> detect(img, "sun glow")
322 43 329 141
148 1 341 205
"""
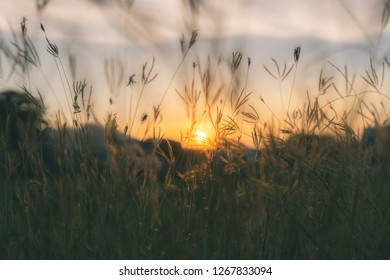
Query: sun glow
181 129 212 149
194 130 208 143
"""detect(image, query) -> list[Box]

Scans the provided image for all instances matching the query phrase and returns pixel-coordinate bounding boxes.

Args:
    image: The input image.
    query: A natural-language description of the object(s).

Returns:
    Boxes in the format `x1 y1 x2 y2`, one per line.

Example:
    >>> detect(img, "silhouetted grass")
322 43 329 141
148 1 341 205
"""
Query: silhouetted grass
1 11 390 260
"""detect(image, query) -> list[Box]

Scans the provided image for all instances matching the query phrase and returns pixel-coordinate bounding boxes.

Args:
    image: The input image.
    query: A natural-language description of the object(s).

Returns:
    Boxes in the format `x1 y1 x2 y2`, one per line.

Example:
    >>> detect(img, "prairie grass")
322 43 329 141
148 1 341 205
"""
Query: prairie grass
1 12 390 260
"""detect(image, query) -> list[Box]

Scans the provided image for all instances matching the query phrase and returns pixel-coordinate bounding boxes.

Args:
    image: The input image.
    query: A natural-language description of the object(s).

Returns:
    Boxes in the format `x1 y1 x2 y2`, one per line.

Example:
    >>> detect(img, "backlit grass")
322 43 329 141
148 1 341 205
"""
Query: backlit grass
1 7 390 260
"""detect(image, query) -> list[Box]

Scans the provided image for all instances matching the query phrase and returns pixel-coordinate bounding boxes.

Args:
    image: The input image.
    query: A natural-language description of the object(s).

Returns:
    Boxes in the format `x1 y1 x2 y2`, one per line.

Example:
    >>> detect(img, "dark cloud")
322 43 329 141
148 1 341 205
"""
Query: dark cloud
88 0 135 7
89 0 106 4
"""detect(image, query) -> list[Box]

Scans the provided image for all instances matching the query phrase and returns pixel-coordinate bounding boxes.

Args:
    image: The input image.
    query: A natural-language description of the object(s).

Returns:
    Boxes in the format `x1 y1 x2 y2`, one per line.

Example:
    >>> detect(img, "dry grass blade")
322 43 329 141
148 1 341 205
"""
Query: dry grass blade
104 112 118 144
36 0 50 13
104 58 124 105
241 104 260 123
127 74 136 86
188 29 198 50
41 25 59 57
157 139 175 165
272 58 280 77
318 70 333 96
369 59 378 85
72 80 90 117
159 30 198 109
142 57 158 85
20 86 45 111
328 61 358 97
281 64 294 81
251 126 263 150
222 116 239 132
382 0 390 28
361 75 373 88
210 86 223 107
294 45 301 64
231 51 243 72
141 112 148 123
175 89 188 106
11 41 40 68
264 57 294 82
263 64 277 80
233 88 251 113
380 61 385 88
1 18 41 75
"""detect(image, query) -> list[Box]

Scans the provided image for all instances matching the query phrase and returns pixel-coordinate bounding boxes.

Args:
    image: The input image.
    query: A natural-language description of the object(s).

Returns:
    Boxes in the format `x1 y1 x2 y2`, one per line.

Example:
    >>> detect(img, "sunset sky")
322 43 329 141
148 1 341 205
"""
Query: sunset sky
1 0 389 145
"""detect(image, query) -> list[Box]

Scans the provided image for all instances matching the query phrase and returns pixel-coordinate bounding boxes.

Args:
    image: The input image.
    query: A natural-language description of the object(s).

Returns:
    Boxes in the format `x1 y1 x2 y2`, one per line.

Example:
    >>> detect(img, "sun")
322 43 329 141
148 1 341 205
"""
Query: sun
194 130 207 144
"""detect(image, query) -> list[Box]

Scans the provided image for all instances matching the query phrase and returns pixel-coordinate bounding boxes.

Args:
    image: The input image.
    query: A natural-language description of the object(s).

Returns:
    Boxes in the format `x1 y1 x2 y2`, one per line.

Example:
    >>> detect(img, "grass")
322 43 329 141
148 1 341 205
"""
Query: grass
1 8 390 260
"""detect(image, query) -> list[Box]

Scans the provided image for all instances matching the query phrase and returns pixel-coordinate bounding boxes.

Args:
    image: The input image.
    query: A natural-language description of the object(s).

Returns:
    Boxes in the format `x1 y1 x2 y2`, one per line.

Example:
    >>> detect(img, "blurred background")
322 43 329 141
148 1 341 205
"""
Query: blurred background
1 0 390 146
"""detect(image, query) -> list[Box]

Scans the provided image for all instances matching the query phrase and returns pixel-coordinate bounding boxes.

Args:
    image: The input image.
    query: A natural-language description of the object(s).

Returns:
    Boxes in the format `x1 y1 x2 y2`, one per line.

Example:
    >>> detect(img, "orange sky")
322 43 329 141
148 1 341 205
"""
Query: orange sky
1 0 390 146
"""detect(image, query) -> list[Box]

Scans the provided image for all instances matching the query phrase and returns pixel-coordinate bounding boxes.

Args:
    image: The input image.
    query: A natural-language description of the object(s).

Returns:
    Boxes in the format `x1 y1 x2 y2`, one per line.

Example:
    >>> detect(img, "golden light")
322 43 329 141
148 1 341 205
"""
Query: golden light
194 130 207 144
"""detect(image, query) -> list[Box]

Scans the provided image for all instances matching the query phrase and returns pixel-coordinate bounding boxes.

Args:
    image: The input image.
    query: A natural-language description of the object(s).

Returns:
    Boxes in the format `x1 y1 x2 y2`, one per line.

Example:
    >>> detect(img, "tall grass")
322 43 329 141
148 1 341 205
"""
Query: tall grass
1 6 390 260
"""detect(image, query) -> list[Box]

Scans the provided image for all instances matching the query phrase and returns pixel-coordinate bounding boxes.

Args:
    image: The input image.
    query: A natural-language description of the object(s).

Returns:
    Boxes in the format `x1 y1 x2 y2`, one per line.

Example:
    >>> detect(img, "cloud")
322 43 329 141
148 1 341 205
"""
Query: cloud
1 0 389 142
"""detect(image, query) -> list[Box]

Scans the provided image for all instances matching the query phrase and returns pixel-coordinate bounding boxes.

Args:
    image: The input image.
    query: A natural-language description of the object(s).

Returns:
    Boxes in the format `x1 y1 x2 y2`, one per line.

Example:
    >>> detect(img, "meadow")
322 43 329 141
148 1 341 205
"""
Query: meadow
1 9 390 260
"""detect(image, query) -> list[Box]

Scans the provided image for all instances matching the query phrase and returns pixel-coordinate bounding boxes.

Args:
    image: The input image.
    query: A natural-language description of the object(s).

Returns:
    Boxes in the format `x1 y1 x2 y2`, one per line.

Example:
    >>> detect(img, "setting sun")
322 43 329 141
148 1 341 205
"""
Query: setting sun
194 130 207 143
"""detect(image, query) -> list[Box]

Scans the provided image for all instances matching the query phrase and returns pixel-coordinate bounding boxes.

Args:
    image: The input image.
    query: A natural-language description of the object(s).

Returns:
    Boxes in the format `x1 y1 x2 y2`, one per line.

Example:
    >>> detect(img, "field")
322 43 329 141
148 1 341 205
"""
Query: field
1 5 390 260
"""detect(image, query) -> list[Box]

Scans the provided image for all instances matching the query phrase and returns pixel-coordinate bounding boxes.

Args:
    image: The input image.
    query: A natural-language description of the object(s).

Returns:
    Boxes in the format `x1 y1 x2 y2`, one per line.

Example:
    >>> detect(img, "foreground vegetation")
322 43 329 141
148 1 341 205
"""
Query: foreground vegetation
1 119 390 259
1 87 390 259
1 3 390 259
